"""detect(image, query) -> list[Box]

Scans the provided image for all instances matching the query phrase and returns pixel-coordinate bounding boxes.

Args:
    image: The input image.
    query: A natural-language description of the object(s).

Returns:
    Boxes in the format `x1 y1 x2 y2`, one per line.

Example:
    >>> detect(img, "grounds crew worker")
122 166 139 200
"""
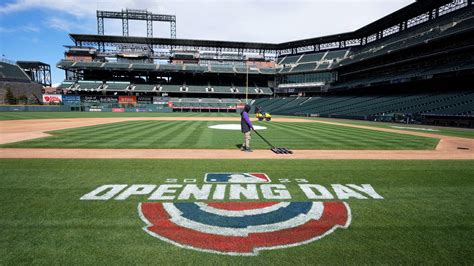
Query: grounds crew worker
241 104 254 152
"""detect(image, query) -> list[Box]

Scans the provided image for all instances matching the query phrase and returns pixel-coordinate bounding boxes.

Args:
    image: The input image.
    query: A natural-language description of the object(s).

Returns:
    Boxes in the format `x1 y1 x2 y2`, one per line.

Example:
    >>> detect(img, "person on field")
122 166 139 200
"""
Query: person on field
241 104 254 152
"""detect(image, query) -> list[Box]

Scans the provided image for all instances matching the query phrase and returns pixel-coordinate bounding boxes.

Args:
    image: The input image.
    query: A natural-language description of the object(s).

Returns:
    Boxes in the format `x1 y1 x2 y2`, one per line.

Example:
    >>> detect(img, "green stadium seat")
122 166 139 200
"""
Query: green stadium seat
209 65 235 73
278 55 302 65
291 63 318 73
76 81 102 92
58 81 75 89
0 62 31 81
323 50 348 60
131 63 157 70
234 66 259 74
298 52 326 63
103 62 131 69
158 64 184 71
104 81 129 91
132 84 156 92
183 64 208 72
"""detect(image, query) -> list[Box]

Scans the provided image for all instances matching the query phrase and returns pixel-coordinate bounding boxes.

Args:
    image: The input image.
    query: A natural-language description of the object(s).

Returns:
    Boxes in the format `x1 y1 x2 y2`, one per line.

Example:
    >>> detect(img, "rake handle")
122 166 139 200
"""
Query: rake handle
253 129 275 149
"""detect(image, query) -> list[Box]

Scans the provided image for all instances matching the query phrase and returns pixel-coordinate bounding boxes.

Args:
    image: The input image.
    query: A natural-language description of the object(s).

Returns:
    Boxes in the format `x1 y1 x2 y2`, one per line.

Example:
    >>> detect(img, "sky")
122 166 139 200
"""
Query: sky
0 0 414 85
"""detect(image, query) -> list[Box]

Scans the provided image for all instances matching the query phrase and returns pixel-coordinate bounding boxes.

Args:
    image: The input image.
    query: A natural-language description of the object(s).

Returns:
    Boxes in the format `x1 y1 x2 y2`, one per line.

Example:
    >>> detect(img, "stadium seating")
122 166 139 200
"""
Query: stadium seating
298 52 326 64
58 81 75 89
324 50 348 60
76 81 102 91
259 68 278 74
291 63 318 73
234 66 260 74
278 55 302 65
183 64 208 72
169 97 242 110
187 85 208 93
132 84 156 92
316 63 331 70
251 91 474 118
56 60 75 69
131 63 157 70
342 8 473 64
209 65 235 73
0 62 31 81
279 65 293 74
104 81 130 91
74 62 104 69
103 62 130 69
158 64 184 71
161 85 181 93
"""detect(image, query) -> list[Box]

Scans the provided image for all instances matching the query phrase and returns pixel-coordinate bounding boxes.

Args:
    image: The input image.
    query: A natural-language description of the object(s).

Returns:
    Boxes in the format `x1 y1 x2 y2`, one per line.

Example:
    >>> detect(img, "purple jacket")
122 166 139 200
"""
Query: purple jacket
241 111 253 133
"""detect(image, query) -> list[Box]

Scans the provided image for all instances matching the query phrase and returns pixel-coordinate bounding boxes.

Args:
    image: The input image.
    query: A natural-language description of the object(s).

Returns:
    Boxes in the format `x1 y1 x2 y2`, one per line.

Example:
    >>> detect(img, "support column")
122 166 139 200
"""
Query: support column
97 16 104 35
170 21 176 39
147 13 153 37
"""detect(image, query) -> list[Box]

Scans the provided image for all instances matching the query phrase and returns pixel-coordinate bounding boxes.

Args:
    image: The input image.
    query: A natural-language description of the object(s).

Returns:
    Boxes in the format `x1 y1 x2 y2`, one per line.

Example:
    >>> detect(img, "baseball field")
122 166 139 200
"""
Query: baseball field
0 112 473 264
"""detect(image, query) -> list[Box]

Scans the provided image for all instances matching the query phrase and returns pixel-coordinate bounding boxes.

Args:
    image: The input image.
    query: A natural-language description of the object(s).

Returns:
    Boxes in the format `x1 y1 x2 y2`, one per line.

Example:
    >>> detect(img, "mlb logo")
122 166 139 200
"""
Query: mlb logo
205 173 271 183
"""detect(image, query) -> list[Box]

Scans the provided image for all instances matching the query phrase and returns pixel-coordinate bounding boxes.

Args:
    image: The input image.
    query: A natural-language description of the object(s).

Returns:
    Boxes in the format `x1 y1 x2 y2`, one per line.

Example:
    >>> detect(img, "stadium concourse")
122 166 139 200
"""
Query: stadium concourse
0 116 473 160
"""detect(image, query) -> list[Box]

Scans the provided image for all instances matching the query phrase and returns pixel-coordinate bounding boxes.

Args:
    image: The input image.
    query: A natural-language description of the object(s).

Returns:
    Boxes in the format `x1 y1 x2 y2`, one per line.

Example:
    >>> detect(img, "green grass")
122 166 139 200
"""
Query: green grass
309 117 474 139
0 159 472 264
2 111 472 139
1 120 439 150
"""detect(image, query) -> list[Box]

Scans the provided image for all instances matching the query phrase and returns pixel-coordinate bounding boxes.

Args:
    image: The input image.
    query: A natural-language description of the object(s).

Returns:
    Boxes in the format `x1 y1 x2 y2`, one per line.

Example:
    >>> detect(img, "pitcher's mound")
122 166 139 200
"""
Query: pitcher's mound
208 124 267 130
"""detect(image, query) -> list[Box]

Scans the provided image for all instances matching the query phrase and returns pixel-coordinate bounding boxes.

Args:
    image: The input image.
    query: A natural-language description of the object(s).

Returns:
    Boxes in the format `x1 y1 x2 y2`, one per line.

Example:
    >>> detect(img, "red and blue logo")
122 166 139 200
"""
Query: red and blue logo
138 173 351 256
205 172 271 183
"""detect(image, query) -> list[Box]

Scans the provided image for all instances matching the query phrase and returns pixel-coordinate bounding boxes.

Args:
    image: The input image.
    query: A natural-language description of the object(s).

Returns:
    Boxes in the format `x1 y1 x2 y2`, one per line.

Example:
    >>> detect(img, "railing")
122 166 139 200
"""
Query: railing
0 58 16 65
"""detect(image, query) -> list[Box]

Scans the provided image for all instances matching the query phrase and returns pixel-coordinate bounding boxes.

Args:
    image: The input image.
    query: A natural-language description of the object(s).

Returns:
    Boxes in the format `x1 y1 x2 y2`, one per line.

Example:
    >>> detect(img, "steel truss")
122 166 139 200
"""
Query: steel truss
82 1 468 57
97 9 176 38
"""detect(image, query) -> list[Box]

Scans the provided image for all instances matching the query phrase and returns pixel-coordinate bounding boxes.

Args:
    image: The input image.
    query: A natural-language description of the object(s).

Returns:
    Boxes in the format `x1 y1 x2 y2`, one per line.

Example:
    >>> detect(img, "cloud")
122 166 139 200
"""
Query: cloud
0 0 417 41
0 24 40 33
46 17 74 32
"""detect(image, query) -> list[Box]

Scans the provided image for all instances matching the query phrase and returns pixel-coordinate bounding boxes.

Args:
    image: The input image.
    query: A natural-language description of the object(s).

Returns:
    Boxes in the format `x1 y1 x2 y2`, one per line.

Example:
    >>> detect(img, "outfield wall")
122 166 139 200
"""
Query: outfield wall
0 104 173 113
0 105 72 112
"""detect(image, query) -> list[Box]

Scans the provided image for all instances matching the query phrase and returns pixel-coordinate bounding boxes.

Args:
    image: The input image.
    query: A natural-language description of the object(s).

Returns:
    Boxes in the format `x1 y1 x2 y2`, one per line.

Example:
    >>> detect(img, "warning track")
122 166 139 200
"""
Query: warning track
0 117 473 160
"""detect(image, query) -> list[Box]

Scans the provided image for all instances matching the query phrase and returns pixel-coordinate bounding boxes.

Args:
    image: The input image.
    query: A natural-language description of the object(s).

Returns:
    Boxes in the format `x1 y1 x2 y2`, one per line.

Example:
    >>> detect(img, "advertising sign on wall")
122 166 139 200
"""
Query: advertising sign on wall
118 96 137 105
100 96 118 104
83 96 100 103
62 95 80 105
153 97 169 105
42 94 62 104
137 96 153 104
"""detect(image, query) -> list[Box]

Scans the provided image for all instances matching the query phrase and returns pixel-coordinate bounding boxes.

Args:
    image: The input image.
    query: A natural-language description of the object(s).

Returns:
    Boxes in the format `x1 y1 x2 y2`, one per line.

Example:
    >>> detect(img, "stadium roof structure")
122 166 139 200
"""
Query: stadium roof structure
69 34 278 51
16 61 51 86
70 0 455 55
16 61 50 68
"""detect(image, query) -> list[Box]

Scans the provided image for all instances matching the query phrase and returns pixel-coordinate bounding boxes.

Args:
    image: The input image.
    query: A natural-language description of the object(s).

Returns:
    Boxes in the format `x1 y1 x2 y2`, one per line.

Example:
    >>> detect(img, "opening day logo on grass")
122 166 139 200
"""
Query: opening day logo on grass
80 173 384 256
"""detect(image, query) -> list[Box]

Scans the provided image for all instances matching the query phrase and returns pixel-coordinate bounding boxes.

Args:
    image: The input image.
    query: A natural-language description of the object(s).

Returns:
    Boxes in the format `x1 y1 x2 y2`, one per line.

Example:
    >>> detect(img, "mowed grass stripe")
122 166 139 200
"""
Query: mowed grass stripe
63 121 156 148
272 122 399 149
165 121 206 148
0 121 439 150
111 121 165 148
179 121 212 147
140 121 184 147
265 122 437 150
156 121 198 148
195 122 217 148
275 122 437 149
